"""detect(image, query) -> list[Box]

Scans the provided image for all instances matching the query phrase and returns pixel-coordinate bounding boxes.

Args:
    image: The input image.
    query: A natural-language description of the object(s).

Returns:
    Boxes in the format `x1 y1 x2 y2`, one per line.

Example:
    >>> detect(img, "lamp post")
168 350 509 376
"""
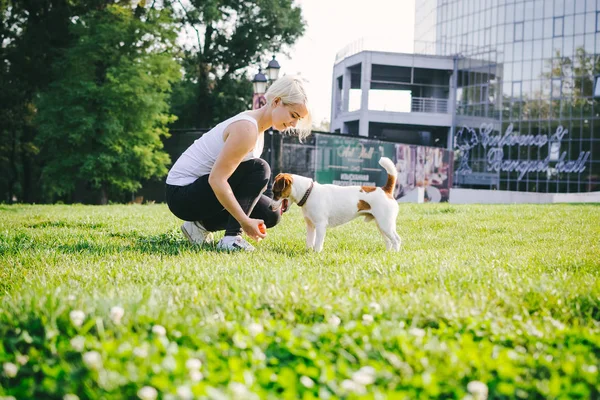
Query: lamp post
252 68 268 110
252 55 282 178
265 55 281 82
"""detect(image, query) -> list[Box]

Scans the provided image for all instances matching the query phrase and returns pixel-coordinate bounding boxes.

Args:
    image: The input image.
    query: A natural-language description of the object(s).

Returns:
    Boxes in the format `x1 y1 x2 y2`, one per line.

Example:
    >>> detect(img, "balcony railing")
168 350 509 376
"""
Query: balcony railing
411 97 448 113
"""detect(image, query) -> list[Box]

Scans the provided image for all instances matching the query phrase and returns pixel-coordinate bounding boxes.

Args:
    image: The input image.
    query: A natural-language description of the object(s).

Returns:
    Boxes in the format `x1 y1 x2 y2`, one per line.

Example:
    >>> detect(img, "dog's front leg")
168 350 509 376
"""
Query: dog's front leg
305 217 316 250
313 223 327 252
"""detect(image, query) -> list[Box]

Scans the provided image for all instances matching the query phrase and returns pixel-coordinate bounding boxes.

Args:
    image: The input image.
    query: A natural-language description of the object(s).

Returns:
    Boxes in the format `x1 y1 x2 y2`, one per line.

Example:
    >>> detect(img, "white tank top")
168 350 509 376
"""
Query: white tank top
166 113 263 186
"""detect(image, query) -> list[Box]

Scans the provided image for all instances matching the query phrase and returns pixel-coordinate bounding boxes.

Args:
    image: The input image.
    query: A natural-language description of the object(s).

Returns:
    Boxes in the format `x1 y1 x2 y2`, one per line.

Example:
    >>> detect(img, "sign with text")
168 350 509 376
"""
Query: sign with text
315 135 396 187
455 123 591 181
314 134 454 202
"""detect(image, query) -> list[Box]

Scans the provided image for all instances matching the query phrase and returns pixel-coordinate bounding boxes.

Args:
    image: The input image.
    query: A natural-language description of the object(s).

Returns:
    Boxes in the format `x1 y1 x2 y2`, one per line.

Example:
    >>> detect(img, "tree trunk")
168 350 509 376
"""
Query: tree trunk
99 184 108 205
8 128 18 204
20 123 42 203
196 62 213 128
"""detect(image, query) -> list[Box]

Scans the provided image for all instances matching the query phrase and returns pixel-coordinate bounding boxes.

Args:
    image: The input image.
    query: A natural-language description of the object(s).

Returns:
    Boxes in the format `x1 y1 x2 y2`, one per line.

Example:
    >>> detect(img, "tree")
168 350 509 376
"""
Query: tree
35 2 180 204
0 0 78 203
313 118 331 132
170 0 305 129
1 0 306 203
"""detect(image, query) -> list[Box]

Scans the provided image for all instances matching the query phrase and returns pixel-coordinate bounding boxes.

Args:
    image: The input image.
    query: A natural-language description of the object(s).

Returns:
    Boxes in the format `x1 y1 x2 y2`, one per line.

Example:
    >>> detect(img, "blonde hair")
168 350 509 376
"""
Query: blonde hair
265 74 312 140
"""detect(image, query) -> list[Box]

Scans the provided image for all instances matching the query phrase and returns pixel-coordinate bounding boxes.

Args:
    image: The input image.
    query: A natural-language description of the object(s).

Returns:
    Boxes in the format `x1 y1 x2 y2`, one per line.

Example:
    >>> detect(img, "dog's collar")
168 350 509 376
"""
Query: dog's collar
297 180 314 207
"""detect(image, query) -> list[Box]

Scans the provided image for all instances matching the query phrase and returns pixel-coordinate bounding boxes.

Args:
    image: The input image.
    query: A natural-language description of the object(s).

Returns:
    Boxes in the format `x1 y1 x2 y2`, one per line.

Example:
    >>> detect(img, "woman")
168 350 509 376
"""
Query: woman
165 75 311 251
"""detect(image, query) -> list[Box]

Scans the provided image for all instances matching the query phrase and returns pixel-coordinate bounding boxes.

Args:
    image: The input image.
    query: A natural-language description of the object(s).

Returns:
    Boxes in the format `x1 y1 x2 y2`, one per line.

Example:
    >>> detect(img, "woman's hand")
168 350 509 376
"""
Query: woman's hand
241 217 267 241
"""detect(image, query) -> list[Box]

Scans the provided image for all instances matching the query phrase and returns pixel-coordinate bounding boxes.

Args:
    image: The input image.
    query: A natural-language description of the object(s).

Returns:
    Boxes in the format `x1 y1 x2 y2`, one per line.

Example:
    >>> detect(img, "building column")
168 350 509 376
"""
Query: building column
340 66 352 133
447 55 459 149
330 70 340 131
358 53 371 137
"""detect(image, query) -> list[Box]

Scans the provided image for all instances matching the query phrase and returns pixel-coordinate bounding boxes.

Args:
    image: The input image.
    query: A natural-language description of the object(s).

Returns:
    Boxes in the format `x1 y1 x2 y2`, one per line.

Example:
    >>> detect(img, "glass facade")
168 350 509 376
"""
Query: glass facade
415 0 600 193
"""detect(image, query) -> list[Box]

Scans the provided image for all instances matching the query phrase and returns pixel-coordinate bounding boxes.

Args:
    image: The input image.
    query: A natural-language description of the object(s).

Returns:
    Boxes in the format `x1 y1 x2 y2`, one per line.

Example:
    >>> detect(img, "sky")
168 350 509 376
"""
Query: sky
273 0 417 128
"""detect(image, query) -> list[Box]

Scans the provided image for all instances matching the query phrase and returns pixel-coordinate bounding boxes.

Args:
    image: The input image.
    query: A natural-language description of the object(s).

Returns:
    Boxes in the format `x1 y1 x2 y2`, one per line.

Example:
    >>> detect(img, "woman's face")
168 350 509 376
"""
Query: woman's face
271 99 309 131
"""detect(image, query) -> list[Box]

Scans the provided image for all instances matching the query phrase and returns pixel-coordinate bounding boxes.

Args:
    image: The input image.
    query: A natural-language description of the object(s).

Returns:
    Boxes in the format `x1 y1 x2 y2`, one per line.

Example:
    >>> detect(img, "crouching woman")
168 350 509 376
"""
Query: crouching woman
165 75 311 251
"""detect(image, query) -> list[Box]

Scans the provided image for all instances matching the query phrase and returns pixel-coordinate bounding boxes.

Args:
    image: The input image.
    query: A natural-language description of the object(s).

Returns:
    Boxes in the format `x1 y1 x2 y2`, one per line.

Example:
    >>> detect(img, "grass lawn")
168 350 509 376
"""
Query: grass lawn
0 203 599 399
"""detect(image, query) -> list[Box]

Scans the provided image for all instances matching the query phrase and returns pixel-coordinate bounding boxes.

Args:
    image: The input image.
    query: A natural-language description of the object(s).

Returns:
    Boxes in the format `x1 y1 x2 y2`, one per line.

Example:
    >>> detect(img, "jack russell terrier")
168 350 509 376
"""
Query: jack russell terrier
271 157 401 252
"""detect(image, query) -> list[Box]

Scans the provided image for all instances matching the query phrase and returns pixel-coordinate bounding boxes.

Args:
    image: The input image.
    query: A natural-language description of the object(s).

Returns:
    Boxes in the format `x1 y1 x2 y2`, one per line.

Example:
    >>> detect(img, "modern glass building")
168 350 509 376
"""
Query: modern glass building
331 0 599 194
415 0 599 193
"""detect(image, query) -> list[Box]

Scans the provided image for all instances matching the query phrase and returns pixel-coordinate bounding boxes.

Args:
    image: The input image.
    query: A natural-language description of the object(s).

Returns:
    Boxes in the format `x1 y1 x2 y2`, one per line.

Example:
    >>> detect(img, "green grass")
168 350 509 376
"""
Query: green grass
0 203 599 399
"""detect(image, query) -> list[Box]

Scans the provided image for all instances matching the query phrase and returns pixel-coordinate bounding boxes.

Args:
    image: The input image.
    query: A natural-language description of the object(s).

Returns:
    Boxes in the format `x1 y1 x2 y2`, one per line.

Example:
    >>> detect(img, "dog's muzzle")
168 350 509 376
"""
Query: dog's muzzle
270 198 289 214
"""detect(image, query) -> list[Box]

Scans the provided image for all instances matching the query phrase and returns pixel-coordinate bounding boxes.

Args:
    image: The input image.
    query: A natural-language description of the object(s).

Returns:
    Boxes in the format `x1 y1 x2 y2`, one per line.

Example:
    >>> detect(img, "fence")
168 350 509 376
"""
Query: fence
281 134 316 179
138 129 316 203
138 130 454 203
411 97 448 113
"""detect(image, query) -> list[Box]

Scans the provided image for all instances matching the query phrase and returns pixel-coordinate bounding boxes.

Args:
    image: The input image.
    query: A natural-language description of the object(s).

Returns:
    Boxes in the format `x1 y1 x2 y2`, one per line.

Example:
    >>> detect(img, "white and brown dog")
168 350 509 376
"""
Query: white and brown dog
271 157 401 252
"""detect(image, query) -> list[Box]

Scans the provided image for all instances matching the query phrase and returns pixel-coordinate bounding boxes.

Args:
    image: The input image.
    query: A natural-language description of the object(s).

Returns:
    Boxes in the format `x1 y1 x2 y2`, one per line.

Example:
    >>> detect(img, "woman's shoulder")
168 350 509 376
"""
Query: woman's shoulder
221 114 259 143
224 113 259 134
231 112 258 128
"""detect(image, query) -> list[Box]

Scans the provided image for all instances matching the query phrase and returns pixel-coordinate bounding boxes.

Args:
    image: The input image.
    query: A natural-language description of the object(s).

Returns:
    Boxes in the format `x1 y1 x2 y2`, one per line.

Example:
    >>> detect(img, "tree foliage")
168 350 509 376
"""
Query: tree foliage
0 0 78 202
0 0 306 203
170 0 305 128
35 3 180 203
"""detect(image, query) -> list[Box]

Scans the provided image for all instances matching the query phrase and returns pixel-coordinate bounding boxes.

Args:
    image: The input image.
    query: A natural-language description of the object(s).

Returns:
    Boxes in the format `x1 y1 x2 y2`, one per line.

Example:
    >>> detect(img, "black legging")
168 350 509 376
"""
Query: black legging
165 158 280 236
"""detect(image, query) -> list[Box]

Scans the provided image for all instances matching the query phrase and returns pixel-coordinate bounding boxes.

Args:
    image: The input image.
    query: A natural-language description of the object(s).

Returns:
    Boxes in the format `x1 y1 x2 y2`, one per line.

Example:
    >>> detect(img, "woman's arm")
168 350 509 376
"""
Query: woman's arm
208 121 266 240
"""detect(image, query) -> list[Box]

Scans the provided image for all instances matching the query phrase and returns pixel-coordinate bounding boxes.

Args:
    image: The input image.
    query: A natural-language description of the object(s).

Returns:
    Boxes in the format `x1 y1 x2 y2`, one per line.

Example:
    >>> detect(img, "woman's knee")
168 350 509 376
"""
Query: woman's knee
238 158 271 191
251 196 281 228
250 158 271 181
263 209 281 228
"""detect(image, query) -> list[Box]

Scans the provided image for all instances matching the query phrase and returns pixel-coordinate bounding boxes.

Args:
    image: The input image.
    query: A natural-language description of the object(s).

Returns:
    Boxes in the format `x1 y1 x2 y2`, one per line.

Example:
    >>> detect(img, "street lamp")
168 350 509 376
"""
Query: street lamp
265 55 281 81
252 56 281 110
251 55 283 179
252 68 268 95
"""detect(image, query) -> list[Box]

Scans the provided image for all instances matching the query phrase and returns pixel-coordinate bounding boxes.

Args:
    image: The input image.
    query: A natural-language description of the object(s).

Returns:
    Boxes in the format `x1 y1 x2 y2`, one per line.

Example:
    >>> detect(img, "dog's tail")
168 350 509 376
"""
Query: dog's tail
379 157 397 198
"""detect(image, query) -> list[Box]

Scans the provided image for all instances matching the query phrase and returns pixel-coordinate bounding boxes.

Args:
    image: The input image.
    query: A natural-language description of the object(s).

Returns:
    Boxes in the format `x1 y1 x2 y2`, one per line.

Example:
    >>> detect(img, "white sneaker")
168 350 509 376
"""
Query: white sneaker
181 221 213 245
217 235 255 252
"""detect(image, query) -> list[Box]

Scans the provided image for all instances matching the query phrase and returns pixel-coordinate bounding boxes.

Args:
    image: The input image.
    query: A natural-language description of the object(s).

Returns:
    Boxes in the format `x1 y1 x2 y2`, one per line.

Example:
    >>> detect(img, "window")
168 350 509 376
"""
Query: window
554 0 564 15
512 81 522 99
456 87 464 105
515 22 524 42
553 16 564 37
596 11 600 32
480 84 489 103
533 19 543 39
575 14 584 35
552 78 562 99
594 76 600 97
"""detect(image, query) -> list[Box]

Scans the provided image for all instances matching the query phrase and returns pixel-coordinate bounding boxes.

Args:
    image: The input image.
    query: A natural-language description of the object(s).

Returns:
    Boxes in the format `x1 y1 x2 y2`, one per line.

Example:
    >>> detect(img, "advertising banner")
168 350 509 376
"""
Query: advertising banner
394 143 454 202
314 134 454 202
315 135 396 187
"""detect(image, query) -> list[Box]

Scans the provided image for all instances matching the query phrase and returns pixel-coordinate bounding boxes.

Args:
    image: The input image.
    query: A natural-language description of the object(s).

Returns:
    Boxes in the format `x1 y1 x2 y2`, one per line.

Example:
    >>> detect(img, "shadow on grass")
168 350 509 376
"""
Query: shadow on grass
4 228 339 257
1 228 291 256
51 231 224 256
133 232 222 255
27 220 106 229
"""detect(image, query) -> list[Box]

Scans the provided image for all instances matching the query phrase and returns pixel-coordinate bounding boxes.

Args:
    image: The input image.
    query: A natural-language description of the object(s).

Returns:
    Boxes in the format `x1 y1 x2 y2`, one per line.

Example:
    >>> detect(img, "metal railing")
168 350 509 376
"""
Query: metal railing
335 38 501 64
335 37 417 63
411 97 449 113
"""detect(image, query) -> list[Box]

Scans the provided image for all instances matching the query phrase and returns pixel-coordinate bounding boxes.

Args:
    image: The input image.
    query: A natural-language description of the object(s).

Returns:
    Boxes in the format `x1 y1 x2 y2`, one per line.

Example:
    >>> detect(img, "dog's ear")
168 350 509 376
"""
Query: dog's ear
273 173 293 196
273 174 284 191
283 174 293 187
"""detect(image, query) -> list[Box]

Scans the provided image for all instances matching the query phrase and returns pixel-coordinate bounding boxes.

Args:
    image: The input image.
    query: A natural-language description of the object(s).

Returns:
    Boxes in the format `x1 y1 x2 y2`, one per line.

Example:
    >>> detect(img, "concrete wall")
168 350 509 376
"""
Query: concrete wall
449 188 600 204
331 50 454 136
